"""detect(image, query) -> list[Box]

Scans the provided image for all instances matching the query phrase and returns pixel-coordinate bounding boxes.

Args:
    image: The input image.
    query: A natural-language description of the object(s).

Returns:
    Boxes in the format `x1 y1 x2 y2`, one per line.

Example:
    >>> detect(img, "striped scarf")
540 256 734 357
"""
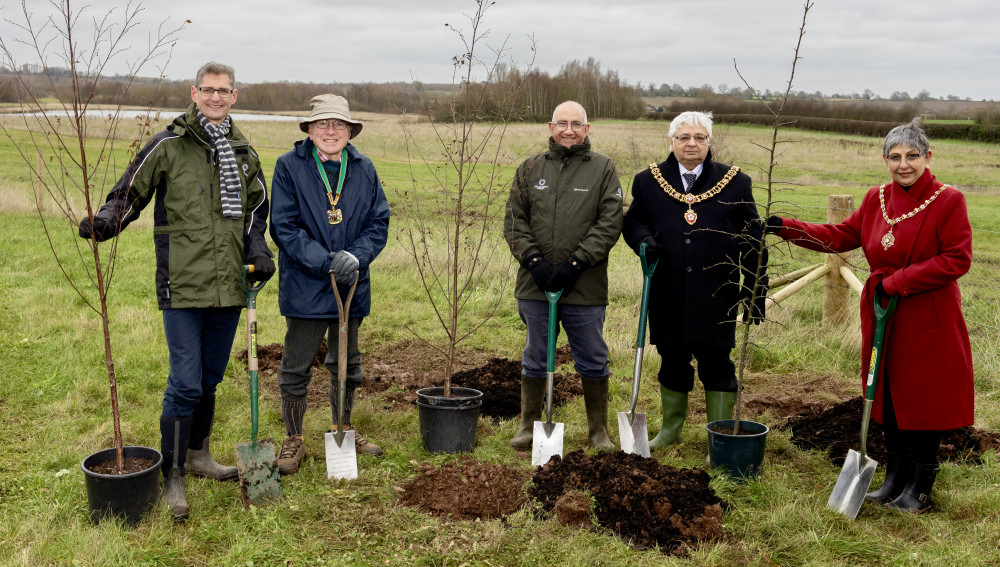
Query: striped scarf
197 111 243 219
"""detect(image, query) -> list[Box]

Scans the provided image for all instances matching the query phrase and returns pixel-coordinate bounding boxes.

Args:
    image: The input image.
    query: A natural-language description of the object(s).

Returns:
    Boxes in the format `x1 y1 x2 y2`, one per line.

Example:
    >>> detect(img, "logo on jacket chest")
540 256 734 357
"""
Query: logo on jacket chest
533 179 548 190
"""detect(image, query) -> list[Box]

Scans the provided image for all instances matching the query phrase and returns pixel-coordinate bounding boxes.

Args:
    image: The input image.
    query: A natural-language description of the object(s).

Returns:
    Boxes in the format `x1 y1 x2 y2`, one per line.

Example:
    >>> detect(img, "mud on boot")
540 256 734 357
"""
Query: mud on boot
186 438 238 481
277 434 305 476
161 467 188 522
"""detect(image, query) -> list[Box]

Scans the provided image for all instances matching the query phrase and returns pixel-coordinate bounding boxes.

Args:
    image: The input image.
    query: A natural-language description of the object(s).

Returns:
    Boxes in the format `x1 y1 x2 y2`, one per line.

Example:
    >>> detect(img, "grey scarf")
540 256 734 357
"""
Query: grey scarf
197 111 243 219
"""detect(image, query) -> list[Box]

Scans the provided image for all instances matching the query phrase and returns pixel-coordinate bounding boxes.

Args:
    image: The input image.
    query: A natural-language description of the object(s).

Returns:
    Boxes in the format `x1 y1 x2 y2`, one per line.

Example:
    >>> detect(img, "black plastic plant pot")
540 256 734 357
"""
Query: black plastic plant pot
81 446 163 526
416 387 483 454
706 419 769 481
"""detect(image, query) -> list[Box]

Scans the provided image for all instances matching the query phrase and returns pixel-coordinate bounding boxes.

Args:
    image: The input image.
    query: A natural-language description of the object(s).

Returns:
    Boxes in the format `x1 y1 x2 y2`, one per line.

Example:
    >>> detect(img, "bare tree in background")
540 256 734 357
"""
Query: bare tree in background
401 0 536 395
0 0 185 472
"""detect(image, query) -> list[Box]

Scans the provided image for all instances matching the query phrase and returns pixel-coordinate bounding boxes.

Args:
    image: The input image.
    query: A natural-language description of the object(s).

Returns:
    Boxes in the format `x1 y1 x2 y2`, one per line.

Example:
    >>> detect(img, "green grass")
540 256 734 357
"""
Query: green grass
1 114 999 566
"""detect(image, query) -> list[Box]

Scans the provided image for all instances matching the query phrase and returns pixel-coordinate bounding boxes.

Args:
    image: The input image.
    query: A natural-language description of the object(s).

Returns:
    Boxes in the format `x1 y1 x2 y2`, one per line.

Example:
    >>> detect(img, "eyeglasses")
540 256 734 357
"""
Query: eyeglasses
196 86 234 98
885 152 924 164
673 134 709 144
553 120 586 131
312 120 350 132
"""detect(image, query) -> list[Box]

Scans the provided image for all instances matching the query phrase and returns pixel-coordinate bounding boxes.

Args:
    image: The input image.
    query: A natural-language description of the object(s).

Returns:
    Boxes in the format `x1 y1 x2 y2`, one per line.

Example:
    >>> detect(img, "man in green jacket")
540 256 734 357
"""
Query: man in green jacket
503 100 624 452
78 62 274 521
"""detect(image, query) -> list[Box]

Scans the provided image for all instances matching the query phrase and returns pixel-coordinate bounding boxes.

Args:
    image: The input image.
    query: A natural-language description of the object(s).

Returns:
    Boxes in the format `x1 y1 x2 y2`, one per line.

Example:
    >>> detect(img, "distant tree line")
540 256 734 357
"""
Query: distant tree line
644 82 979 104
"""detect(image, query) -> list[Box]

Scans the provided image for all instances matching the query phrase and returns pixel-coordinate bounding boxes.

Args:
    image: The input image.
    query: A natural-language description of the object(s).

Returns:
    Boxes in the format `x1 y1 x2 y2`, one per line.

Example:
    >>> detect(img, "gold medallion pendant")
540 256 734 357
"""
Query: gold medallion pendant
328 208 343 225
649 163 738 226
880 229 895 251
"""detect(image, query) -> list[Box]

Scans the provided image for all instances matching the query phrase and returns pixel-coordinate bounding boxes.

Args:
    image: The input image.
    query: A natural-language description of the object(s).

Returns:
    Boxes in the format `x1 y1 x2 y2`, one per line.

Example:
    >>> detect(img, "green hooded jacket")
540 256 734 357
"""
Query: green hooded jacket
94 104 270 309
504 137 623 305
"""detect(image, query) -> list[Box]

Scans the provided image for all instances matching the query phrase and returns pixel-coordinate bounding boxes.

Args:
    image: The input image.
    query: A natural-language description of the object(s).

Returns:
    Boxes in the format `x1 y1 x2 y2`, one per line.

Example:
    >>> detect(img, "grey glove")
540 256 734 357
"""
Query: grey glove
329 250 359 284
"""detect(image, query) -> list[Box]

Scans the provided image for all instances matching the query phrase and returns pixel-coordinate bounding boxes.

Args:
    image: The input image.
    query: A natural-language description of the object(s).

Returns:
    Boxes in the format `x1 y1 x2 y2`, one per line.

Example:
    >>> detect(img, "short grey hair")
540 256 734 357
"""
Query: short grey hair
551 101 588 124
883 117 929 157
195 62 236 88
669 111 713 139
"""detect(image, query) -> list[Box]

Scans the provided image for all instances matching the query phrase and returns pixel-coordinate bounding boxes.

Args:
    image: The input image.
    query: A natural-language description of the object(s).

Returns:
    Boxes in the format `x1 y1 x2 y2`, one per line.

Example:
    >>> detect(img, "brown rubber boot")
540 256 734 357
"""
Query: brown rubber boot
582 376 615 451
510 376 545 449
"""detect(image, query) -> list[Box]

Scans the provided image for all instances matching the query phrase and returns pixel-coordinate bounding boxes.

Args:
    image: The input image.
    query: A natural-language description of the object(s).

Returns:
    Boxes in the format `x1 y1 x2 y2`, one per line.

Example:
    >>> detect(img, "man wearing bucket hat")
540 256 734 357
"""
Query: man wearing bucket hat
78 62 274 521
269 94 390 474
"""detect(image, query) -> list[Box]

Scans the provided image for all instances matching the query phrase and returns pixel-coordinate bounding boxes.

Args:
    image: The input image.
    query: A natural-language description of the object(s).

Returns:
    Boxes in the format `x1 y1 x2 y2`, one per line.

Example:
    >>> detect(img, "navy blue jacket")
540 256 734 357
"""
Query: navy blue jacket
269 138 390 318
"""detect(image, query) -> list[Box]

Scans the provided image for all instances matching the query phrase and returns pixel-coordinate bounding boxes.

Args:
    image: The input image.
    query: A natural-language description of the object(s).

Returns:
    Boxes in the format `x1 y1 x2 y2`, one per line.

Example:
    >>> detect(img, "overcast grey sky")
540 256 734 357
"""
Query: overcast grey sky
3 0 998 100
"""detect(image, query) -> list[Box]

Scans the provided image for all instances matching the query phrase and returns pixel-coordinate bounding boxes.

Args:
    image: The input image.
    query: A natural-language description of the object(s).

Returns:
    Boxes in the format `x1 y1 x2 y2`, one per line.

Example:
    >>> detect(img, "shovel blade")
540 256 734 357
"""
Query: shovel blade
827 449 878 520
324 429 358 480
617 411 650 458
235 439 282 508
531 421 564 467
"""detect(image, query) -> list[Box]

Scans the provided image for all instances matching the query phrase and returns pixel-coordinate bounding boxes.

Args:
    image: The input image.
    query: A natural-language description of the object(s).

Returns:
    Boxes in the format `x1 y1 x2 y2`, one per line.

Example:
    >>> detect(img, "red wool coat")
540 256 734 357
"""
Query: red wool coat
776 168 974 430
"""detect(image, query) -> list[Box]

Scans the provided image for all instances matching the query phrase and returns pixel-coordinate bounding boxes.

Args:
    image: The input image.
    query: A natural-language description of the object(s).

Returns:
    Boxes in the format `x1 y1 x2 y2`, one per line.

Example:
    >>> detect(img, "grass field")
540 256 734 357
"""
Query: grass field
1 112 998 566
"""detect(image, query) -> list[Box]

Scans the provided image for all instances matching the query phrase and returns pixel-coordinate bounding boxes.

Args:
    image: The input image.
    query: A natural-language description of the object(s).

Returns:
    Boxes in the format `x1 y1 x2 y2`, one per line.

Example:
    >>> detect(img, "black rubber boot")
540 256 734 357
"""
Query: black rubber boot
884 461 939 514
649 385 688 449
510 376 545 450
582 376 615 451
160 415 192 521
186 395 238 481
865 451 910 504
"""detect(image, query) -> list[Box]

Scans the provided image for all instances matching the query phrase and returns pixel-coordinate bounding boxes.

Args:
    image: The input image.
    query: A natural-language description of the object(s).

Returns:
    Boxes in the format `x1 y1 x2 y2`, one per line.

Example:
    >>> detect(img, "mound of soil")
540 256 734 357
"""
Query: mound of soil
530 450 725 555
448 357 583 419
396 460 531 520
785 397 1000 466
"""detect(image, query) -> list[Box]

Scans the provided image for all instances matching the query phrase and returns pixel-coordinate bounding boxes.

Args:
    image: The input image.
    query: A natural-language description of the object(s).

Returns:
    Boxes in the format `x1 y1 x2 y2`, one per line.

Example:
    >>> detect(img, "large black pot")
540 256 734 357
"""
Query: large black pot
706 419 769 481
416 387 483 454
81 446 162 526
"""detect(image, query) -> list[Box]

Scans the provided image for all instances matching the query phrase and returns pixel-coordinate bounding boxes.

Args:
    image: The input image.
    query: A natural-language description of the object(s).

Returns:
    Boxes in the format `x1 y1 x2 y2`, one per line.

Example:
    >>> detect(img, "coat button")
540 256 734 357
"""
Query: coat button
685 238 691 244
686 266 692 273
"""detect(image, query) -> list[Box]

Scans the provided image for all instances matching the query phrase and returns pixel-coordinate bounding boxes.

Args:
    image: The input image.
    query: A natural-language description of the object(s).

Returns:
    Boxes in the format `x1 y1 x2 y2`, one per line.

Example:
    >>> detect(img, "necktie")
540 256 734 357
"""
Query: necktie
683 172 697 193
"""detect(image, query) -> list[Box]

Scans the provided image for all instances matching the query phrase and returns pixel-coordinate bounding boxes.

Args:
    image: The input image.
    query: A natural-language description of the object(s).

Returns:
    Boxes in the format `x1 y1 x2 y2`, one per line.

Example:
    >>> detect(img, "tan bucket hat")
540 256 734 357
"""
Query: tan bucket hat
299 94 362 138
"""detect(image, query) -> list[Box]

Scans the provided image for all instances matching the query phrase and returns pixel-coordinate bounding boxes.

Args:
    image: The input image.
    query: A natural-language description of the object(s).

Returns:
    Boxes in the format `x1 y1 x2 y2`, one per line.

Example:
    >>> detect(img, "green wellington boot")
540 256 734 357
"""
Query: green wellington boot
510 376 546 450
649 386 688 449
582 376 615 451
705 390 738 423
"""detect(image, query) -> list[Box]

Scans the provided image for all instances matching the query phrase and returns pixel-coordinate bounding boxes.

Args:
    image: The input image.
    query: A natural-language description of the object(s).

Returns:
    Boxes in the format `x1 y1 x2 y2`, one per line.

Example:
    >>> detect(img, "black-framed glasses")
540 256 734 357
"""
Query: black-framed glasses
196 86 234 98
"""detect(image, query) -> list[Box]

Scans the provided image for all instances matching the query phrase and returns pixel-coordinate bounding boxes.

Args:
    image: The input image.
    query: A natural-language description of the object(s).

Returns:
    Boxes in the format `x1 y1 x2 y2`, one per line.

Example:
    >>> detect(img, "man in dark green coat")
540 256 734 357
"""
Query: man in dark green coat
79 62 274 521
504 100 623 452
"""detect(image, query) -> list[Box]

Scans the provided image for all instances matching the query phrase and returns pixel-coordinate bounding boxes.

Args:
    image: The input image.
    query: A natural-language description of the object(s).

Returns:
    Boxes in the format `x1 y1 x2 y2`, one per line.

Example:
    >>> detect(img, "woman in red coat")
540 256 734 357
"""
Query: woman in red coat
766 118 974 513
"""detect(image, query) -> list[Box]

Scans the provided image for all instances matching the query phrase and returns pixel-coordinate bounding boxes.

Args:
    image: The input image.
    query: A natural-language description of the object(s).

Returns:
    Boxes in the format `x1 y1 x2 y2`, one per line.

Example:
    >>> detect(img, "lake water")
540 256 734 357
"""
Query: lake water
2 109 301 122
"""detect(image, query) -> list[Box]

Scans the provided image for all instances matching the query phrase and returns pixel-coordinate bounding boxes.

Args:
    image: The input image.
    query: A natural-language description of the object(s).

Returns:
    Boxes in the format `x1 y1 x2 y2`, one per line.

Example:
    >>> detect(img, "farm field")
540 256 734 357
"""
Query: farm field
1 111 999 566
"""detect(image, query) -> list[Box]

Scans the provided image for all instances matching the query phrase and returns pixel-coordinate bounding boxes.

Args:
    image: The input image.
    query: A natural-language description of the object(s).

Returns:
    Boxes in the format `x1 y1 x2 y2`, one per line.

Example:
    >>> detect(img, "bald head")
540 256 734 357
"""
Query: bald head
549 101 590 148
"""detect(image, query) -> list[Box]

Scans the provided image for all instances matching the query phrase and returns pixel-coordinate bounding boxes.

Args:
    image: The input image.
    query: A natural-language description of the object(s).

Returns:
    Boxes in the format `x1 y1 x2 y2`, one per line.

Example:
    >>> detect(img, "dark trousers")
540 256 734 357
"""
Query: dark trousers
161 307 242 417
277 316 364 403
655 343 738 392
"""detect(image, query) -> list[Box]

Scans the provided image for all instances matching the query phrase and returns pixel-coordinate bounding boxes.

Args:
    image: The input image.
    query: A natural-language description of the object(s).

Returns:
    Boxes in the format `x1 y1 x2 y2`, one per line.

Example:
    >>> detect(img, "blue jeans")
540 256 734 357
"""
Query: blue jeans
517 299 609 379
161 307 242 417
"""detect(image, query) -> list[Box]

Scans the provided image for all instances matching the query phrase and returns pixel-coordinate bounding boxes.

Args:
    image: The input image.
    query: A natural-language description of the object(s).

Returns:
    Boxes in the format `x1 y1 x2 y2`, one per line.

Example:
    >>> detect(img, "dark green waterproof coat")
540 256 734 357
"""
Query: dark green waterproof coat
91 104 271 309
504 137 623 305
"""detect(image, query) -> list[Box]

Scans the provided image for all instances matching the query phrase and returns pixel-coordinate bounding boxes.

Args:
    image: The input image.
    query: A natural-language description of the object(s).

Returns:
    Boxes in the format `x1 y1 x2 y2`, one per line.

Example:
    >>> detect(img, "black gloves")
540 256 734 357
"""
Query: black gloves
875 280 889 298
546 255 589 295
523 254 554 292
741 274 769 325
248 256 275 284
764 215 783 235
639 236 663 264
329 250 359 285
78 212 116 242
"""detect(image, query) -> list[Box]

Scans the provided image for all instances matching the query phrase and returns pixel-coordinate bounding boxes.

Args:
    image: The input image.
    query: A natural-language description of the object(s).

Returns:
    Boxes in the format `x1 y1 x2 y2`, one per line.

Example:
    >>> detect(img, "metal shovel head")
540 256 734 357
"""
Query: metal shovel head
617 411 650 458
324 429 358 480
827 449 878 520
531 420 564 467
235 439 282 508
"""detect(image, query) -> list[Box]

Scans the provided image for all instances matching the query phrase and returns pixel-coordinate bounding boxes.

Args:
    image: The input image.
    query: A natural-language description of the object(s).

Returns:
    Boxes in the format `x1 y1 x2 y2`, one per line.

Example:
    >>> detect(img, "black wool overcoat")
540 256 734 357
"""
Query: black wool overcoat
623 152 762 349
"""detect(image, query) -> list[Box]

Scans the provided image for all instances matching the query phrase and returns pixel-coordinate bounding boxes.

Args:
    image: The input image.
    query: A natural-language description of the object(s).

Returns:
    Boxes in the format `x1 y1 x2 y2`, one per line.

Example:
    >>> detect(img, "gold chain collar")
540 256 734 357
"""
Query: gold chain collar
877 182 949 250
648 162 740 225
